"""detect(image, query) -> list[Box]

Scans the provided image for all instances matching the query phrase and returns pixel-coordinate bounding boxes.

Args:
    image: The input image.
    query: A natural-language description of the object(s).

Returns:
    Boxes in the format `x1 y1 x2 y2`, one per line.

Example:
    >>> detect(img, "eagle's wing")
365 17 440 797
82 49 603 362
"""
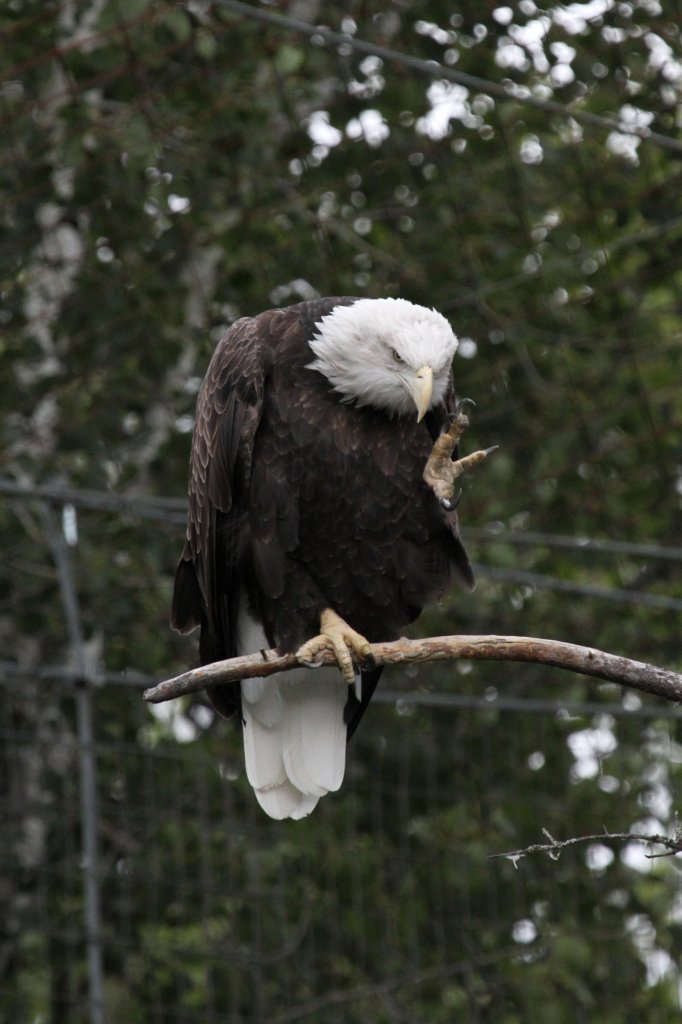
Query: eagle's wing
171 316 268 715
347 376 474 741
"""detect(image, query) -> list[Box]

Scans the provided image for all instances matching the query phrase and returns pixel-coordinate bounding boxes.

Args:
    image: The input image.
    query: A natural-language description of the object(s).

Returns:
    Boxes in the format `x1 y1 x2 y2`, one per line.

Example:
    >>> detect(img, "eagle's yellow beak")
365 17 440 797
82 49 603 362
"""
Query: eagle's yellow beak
413 365 433 422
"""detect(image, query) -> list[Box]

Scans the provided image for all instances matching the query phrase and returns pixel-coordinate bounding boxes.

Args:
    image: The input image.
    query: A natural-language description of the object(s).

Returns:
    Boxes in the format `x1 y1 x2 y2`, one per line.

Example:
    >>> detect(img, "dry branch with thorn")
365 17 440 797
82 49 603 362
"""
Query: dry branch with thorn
490 826 682 864
145 634 682 705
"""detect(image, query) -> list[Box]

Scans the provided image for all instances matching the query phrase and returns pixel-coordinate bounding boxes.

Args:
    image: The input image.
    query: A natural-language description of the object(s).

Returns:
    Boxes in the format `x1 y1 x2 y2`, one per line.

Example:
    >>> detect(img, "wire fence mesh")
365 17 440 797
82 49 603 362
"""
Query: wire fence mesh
3 671 679 1024
3 2 682 1019
3 624 682 1022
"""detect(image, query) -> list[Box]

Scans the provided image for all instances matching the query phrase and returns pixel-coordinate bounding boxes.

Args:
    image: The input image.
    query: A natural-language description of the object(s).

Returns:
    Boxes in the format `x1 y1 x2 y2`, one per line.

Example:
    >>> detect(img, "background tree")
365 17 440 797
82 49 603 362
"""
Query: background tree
1 0 681 1021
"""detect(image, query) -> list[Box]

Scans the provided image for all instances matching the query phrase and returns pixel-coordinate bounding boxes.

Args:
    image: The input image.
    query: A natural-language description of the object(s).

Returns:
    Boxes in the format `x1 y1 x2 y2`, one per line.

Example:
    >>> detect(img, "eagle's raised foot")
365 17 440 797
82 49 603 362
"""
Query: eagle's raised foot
296 608 375 686
423 404 498 511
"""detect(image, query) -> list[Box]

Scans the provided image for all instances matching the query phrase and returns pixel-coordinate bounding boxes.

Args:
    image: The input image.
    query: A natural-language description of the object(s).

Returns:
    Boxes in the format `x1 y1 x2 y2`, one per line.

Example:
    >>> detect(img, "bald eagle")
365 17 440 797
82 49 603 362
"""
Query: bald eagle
171 297 476 819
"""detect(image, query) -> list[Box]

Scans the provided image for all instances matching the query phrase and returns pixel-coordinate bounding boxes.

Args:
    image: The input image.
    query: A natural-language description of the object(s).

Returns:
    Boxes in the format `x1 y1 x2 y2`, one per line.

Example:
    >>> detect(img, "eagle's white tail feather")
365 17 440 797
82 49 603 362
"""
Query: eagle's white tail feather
242 676 283 727
238 597 347 819
253 776 319 821
242 687 288 790
283 676 347 796
242 675 275 711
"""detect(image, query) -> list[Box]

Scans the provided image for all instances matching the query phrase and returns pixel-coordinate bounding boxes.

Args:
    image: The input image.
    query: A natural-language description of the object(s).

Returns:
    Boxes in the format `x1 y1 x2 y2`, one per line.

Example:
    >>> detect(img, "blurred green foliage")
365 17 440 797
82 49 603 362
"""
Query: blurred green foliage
1 0 681 1021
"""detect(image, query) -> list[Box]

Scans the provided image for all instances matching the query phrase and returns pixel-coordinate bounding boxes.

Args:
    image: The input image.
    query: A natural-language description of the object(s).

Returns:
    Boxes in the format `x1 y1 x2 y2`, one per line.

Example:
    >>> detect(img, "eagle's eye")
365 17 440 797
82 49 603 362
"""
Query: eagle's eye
392 350 405 364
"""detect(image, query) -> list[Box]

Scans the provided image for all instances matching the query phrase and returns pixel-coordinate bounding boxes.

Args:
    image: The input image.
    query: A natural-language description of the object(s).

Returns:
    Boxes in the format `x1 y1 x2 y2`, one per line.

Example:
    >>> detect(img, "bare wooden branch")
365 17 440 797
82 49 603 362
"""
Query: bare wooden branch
490 826 682 863
145 634 682 705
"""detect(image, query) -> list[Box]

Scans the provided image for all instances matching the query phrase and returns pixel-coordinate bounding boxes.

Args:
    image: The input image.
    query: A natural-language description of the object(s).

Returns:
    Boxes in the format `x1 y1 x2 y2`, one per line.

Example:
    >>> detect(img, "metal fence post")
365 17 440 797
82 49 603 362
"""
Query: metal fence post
42 503 105 1024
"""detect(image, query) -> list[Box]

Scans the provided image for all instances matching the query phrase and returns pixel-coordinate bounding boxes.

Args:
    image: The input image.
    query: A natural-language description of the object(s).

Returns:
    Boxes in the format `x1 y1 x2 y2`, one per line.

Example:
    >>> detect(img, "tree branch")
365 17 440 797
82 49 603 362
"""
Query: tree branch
489 826 682 863
145 634 682 705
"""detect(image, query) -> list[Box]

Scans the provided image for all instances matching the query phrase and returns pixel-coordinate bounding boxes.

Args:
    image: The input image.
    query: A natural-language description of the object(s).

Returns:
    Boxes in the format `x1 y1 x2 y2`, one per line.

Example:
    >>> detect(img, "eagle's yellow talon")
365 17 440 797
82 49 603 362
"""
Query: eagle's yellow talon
423 411 497 509
296 608 373 686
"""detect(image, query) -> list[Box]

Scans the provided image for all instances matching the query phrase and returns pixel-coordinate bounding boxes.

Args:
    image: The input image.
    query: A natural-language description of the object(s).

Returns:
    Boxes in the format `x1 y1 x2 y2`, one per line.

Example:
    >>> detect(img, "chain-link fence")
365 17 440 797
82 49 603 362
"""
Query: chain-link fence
3 647 682 1023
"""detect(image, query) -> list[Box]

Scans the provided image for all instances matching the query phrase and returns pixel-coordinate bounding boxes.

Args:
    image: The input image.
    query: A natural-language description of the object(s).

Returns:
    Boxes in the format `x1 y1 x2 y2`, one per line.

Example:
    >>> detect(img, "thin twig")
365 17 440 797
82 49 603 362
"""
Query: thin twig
490 827 682 863
214 0 682 155
144 634 682 705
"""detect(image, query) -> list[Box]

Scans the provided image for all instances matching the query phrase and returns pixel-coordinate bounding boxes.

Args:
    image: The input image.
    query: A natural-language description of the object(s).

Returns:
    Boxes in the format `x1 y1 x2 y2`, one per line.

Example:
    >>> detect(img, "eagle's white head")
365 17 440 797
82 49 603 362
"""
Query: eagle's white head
307 297 459 420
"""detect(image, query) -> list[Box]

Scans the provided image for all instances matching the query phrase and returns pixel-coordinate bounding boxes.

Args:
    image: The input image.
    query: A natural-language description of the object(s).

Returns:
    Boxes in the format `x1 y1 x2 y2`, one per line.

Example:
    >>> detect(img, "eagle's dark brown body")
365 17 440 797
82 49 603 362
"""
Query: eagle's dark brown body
172 297 473 731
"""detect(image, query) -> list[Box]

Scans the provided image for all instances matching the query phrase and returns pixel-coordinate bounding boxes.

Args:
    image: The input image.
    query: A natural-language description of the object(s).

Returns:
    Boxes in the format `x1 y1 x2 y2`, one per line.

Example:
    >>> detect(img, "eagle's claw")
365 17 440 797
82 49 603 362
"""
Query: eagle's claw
443 398 476 427
455 396 476 417
440 489 462 512
424 402 497 509
296 608 375 686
